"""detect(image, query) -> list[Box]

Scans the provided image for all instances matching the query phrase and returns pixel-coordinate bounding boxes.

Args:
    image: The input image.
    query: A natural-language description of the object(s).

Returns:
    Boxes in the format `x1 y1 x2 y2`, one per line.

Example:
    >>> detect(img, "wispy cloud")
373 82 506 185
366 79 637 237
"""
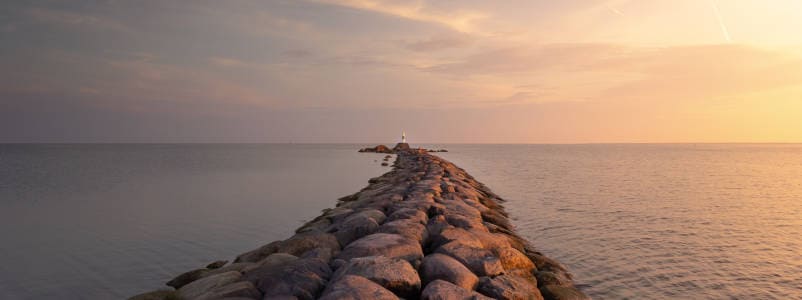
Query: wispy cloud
312 0 487 34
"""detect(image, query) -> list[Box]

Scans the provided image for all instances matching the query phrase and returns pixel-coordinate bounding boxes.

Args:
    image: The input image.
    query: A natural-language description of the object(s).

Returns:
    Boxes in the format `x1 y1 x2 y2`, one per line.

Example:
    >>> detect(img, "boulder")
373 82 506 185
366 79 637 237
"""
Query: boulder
206 260 228 269
421 280 493 300
331 256 420 298
478 274 543 300
320 275 399 300
379 219 428 243
539 285 590 300
166 268 207 289
419 253 479 290
495 247 536 272
234 241 282 263
337 233 423 266
177 271 241 300
277 231 341 257
435 241 504 277
195 281 261 300
386 208 428 224
247 258 331 300
334 214 380 246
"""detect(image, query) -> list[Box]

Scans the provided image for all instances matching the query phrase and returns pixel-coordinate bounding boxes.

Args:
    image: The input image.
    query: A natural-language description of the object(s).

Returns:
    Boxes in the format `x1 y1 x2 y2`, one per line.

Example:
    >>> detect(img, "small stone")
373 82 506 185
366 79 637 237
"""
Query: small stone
419 253 479 290
421 280 494 300
177 271 241 300
478 274 543 300
320 275 399 300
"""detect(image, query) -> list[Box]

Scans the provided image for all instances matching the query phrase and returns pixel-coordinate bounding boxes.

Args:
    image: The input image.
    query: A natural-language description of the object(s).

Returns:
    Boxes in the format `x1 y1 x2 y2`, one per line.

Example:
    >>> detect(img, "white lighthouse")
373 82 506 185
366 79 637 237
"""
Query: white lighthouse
401 131 406 143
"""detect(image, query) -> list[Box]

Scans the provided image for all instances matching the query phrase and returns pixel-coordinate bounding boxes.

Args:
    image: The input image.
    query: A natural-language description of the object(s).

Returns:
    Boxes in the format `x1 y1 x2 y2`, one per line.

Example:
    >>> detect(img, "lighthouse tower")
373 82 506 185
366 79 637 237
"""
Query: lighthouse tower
401 131 406 143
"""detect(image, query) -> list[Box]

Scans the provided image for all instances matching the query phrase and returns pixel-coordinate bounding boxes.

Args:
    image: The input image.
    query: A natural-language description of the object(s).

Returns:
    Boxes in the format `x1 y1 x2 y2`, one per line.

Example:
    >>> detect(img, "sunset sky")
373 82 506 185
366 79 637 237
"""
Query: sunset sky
2 0 801 143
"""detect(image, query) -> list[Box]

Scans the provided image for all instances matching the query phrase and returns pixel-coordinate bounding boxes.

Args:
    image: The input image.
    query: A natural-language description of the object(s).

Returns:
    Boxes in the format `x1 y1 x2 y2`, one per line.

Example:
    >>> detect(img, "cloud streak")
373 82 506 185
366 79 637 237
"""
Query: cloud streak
710 0 732 43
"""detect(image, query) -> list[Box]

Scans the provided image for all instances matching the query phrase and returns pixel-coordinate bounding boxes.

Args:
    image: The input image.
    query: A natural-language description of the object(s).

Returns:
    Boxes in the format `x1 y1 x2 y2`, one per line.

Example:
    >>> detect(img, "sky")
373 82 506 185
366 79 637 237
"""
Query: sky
1 0 801 143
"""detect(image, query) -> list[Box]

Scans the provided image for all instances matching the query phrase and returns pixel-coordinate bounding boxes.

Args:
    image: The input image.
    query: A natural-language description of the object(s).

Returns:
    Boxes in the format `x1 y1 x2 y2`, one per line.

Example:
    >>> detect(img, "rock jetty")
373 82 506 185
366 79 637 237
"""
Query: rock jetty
130 146 588 300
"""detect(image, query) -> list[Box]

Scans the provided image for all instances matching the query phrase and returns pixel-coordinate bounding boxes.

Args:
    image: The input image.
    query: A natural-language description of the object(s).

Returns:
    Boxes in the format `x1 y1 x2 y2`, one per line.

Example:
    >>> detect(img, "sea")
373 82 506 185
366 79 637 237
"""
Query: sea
1 144 800 299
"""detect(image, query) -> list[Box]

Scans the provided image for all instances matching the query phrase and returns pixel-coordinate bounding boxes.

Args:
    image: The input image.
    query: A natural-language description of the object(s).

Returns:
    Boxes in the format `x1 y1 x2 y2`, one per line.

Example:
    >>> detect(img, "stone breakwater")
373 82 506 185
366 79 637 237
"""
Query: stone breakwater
131 149 589 300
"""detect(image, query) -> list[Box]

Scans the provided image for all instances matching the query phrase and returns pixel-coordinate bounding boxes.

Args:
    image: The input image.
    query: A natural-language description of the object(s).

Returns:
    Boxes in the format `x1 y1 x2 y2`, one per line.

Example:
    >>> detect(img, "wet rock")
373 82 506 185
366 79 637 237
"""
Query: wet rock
421 280 493 300
539 285 590 300
320 275 399 300
166 268 208 289
331 256 421 298
495 247 536 272
379 218 428 243
206 260 228 269
478 274 543 300
337 233 424 265
301 247 333 263
177 271 241 300
420 253 479 290
435 241 504 277
195 281 261 300
534 271 573 288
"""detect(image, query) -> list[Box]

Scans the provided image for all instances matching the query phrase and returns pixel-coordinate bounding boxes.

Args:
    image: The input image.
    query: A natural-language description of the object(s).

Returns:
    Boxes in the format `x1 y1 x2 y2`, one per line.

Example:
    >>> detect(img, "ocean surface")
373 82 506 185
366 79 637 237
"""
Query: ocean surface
1 144 801 299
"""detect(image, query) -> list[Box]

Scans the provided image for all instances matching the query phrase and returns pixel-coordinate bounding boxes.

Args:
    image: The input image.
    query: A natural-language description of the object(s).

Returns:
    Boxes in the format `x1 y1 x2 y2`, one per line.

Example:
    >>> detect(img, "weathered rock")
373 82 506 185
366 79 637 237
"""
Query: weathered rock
420 253 479 290
195 281 261 300
206 260 228 269
379 218 428 243
246 258 332 300
421 280 493 300
331 256 421 298
337 233 423 266
539 285 590 300
435 241 504 277
386 207 428 224
495 247 536 272
277 231 341 257
177 271 241 300
166 268 208 289
478 274 543 300
334 213 380 246
320 275 399 300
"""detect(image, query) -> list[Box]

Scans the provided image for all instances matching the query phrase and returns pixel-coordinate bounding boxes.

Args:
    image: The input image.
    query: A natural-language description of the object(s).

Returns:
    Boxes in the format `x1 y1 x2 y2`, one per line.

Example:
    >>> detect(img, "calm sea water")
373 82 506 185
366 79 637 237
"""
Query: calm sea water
437 144 802 299
1 144 801 299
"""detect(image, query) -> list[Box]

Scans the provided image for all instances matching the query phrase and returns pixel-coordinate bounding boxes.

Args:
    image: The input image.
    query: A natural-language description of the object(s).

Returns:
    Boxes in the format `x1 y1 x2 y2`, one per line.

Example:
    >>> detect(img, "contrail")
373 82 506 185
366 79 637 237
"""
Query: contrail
710 0 732 43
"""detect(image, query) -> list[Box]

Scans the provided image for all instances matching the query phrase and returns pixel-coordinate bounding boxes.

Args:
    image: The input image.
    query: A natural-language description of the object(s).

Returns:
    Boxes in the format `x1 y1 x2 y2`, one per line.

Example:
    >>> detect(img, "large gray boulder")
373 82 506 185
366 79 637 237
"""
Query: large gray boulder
331 256 420 298
177 271 241 300
478 274 543 300
421 280 493 300
337 233 424 265
435 241 504 277
419 253 479 290
319 275 399 300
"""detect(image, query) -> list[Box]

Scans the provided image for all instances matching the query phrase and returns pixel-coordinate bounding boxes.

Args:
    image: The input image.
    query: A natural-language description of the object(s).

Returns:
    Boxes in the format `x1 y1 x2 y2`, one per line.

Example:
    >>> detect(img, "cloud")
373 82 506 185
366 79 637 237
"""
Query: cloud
405 32 474 51
312 0 487 34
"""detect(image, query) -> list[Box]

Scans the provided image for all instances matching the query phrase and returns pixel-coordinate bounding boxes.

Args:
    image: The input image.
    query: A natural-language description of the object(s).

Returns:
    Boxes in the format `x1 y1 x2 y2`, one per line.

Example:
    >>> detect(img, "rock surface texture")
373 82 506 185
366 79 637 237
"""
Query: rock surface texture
129 148 589 300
